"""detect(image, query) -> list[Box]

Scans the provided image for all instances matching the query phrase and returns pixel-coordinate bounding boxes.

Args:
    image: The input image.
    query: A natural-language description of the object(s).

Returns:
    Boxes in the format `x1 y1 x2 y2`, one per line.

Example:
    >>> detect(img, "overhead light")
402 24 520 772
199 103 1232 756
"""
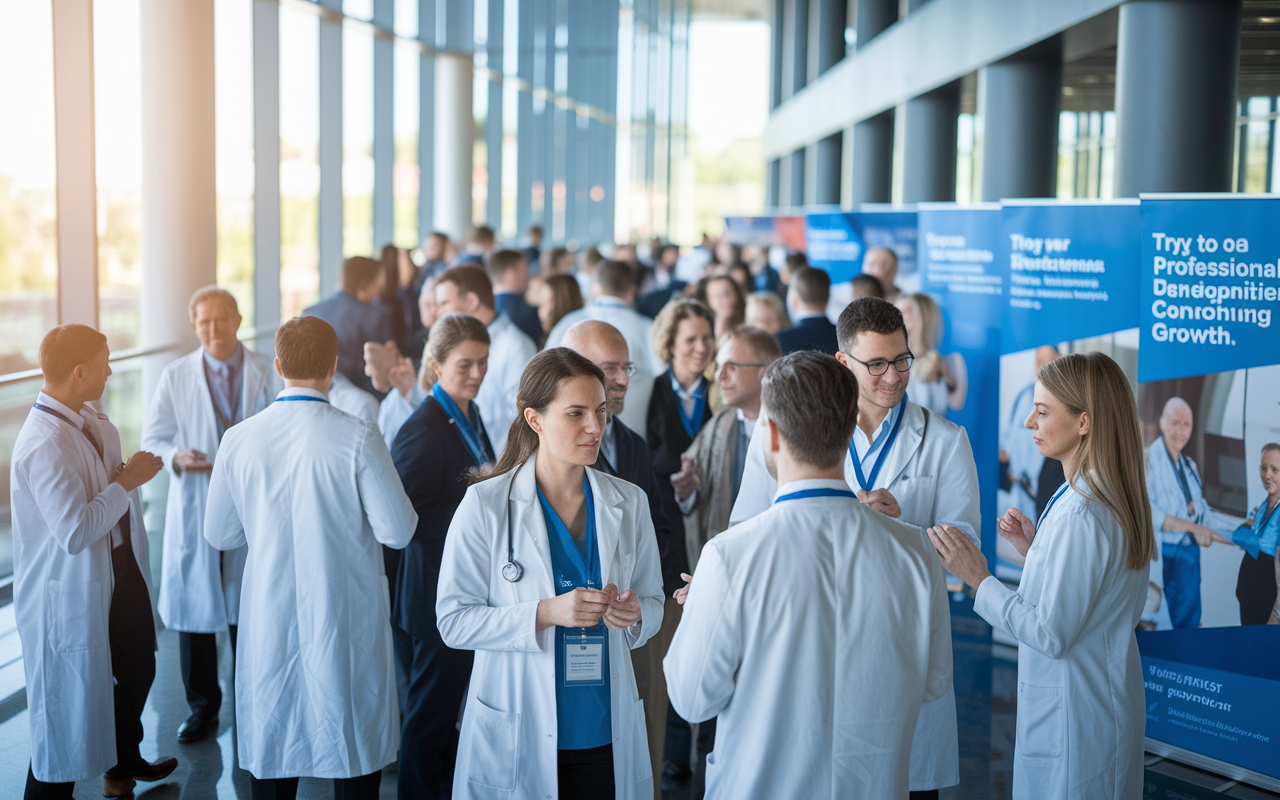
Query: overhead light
1255 16 1279 23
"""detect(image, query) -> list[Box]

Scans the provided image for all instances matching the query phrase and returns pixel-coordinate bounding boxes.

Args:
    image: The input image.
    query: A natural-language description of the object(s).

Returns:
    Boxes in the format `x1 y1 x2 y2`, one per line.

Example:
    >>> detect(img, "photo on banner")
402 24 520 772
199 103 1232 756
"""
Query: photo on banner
804 207 918 320
996 200 1140 582
1136 194 1280 788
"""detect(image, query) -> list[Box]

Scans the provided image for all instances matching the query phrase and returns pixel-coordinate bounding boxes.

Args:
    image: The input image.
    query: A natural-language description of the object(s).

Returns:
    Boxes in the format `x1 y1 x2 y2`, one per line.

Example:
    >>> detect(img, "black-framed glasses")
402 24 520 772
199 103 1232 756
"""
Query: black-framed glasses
598 362 637 378
842 352 914 376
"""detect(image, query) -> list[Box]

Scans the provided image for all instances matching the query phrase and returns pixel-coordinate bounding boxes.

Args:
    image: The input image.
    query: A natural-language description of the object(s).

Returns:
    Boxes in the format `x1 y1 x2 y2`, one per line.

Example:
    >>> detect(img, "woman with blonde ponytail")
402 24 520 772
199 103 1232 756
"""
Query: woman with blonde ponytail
930 352 1154 800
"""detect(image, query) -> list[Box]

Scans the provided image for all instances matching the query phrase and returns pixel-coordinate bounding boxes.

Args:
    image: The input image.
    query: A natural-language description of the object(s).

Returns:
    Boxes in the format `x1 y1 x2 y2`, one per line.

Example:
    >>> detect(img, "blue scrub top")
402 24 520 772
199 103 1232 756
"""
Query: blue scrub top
537 475 612 750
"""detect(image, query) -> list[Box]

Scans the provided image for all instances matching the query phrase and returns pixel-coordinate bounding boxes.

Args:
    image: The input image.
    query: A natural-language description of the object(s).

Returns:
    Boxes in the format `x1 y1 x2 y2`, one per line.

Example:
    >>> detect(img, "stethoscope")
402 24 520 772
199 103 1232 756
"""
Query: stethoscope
501 460 527 582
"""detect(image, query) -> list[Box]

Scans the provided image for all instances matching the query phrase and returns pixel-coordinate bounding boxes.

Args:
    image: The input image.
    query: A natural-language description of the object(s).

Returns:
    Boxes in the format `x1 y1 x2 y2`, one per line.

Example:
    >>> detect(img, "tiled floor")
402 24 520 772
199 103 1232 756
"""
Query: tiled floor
0 597 1275 799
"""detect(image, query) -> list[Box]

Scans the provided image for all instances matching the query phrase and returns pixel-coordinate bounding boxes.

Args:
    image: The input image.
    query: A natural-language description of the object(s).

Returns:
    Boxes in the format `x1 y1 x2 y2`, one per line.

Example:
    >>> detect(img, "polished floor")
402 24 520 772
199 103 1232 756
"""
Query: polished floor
0 596 1275 799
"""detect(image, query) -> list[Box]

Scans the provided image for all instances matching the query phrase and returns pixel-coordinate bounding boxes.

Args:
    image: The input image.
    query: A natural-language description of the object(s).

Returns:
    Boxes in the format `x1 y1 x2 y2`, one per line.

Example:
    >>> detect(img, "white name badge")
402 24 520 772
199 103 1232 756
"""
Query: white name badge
564 635 605 686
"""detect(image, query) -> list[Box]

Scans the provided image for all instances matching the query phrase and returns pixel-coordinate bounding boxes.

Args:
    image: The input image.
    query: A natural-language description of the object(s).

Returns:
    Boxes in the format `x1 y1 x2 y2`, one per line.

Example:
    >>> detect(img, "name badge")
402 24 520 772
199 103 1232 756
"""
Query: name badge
564 632 606 686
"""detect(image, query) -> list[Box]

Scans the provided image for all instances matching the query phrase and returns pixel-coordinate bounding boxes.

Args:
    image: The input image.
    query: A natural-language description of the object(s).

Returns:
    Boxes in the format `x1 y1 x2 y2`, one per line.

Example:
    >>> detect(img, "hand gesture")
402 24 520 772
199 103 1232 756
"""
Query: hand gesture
1190 524 1230 548
673 572 693 605
997 507 1036 558
363 340 401 393
173 449 211 473
671 454 700 501
114 450 164 493
857 488 901 518
536 587 612 629
928 525 991 590
388 357 417 397
603 583 642 630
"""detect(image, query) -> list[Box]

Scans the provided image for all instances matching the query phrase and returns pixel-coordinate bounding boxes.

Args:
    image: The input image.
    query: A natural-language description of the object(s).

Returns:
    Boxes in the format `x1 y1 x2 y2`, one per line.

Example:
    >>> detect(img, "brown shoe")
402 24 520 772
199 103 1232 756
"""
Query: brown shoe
132 756 179 782
103 776 136 798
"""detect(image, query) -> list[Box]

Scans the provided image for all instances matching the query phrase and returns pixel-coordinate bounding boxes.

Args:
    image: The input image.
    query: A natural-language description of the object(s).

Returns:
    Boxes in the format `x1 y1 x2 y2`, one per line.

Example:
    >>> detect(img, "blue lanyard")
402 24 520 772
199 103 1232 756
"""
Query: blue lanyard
33 402 104 461
674 375 707 440
537 474 599 591
1038 482 1070 529
1256 499 1279 534
849 399 906 492
774 488 858 504
275 395 328 403
433 382 491 466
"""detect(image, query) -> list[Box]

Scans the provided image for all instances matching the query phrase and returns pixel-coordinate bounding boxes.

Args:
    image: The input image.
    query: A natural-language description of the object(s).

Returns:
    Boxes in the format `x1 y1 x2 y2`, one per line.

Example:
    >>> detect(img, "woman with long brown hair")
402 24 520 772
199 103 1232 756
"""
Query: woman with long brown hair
930 352 1155 800
435 348 664 800
537 274 586 348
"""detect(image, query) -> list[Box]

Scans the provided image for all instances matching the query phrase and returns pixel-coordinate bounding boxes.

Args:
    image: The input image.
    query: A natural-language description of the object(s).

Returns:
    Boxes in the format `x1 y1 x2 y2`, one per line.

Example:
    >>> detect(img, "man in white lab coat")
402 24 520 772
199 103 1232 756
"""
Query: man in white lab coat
433 265 537 454
664 351 952 800
204 316 418 800
12 324 176 799
728 296 978 798
142 286 281 743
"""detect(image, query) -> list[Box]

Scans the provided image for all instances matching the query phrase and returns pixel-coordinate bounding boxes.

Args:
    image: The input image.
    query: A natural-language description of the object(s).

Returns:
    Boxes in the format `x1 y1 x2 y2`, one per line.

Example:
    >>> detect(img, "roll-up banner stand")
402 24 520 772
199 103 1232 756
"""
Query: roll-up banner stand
1134 194 1280 791
804 206 919 320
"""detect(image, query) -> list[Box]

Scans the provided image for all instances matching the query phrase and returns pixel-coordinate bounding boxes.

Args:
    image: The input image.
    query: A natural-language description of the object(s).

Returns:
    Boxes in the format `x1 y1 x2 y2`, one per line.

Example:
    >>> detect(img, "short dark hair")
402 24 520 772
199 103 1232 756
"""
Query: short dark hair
784 252 809 271
275 316 338 380
488 249 527 282
438 265 496 310
468 225 496 248
837 297 908 353
341 256 383 294
790 267 830 307
39 324 108 383
850 273 885 298
727 325 783 364
595 260 635 298
762 351 859 469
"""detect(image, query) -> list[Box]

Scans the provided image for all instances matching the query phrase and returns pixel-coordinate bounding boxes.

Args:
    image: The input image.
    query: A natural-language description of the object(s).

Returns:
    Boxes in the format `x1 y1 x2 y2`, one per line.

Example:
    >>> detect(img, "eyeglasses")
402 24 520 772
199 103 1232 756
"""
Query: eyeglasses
842 352 914 376
598 362 637 378
719 361 767 372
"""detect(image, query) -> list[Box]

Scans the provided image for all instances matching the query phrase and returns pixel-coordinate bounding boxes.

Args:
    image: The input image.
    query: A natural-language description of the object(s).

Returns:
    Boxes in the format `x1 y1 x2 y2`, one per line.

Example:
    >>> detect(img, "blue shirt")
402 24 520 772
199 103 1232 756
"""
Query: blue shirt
538 476 612 750
203 344 245 430
1234 497 1280 558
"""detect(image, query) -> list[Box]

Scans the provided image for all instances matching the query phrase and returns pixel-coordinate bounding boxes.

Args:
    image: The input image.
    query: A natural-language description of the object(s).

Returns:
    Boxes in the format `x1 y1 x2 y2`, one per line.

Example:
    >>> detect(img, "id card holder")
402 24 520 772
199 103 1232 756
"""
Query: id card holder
563 629 606 687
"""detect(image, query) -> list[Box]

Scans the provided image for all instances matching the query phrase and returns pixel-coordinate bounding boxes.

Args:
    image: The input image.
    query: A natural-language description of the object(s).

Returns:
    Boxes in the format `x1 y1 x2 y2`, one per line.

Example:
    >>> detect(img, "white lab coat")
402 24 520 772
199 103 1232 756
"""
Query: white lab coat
974 484 1148 800
203 388 418 779
665 479 952 800
544 297 662 437
728 399 976 790
436 455 665 800
476 312 537 455
329 371 379 424
11 398 153 783
142 346 279 632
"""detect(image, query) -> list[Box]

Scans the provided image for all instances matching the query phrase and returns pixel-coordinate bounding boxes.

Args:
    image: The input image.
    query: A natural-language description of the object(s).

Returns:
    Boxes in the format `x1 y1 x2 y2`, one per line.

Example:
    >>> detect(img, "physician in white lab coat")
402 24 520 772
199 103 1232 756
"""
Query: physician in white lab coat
141 286 281 743
13 324 175 799
932 352 1154 800
204 316 417 800
436 348 664 800
728 297 977 797
665 351 952 800
433 265 537 453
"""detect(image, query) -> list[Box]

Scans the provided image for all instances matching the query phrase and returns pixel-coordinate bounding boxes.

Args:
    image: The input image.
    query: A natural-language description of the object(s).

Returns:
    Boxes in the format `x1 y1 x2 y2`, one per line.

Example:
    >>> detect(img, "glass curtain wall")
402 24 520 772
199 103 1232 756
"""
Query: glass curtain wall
216 0 256 328
344 22 375 257
279 5 321 319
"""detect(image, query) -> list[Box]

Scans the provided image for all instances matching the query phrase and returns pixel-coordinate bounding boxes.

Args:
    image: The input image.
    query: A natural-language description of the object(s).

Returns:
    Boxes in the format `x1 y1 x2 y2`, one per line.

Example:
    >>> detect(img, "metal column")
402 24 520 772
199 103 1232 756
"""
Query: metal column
979 36 1063 201
902 82 959 203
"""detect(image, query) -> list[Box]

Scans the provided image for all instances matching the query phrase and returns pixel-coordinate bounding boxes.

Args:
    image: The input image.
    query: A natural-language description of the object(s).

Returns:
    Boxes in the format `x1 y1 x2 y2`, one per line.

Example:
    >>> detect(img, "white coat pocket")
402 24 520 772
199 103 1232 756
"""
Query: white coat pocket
1016 683 1065 758
48 580 105 652
466 697 520 792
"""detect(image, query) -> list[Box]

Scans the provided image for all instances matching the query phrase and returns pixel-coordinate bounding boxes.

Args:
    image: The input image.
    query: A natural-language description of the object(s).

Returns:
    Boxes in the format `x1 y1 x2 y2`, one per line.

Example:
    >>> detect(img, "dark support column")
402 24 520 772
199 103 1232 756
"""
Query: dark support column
979 36 1063 201
850 110 894 205
902 82 960 203
813 133 843 204
787 149 806 207
767 158 781 208
808 0 846 205
855 0 897 46
1115 0 1241 195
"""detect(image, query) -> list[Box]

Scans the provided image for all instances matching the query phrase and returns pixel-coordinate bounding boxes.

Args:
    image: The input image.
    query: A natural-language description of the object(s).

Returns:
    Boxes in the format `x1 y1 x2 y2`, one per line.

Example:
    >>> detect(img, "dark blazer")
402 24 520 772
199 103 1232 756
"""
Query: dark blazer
303 290 393 396
595 417 684 596
390 396 495 639
637 280 688 319
776 315 839 356
753 264 786 297
646 371 711 588
495 291 543 345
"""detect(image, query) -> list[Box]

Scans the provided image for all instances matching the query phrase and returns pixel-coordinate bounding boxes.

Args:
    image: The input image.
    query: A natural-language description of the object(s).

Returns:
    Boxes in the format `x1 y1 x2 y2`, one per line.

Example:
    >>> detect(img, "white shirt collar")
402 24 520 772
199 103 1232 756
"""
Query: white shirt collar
774 477 852 502
594 296 629 309
792 310 827 321
37 391 85 430
277 387 328 401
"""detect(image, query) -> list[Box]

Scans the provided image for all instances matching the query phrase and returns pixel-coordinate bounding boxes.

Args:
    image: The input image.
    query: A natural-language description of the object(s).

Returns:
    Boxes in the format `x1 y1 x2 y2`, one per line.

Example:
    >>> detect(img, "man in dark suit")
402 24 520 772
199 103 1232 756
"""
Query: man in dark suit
637 244 686 318
776 267 838 355
560 318 680 792
303 256 393 396
489 249 543 344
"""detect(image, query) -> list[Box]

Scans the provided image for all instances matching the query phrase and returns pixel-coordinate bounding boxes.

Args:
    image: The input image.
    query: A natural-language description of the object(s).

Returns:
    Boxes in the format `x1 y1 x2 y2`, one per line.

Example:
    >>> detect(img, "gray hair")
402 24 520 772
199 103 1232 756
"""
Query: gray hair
188 286 240 323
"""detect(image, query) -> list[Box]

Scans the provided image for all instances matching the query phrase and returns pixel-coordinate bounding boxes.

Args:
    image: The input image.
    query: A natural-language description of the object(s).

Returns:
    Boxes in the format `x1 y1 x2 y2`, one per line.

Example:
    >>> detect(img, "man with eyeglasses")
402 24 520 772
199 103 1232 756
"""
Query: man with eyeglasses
725 296 979 800
560 319 680 797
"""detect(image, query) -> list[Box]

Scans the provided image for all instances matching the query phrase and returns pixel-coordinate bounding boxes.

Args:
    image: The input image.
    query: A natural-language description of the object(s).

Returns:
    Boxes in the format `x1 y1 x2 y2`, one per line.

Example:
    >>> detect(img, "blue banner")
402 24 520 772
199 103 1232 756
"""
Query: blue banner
805 209 918 284
1139 195 1280 382
918 204 1004 563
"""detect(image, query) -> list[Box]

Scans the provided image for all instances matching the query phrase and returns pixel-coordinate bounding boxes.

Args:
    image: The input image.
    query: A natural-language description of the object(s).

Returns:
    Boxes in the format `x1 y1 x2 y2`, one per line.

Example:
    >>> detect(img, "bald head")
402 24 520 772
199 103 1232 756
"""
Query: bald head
1160 396 1194 456
562 320 631 416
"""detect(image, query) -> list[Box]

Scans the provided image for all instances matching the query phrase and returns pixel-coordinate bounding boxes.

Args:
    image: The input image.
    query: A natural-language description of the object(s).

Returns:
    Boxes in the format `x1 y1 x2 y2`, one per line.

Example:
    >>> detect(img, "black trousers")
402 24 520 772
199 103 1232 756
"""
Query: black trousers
23 765 73 800
1236 551 1277 625
104 542 158 779
559 744 614 800
179 625 237 717
249 770 381 800
397 627 474 800
909 791 940 800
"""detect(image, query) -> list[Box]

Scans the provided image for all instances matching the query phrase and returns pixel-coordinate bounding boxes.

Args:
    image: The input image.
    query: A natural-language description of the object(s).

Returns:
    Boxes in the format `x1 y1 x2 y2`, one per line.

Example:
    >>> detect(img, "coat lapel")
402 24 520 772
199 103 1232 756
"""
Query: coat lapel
586 467 624 587
509 456 555 587
878 400 924 490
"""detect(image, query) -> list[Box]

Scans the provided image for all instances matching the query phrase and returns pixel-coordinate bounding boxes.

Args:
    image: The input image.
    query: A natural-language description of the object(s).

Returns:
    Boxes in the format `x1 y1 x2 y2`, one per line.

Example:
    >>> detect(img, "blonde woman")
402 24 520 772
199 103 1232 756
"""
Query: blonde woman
930 352 1155 799
895 292 966 416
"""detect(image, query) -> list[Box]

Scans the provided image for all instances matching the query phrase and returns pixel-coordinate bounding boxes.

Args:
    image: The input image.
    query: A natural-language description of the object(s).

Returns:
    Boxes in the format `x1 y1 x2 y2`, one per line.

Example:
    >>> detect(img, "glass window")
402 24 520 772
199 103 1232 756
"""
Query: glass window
95 0 144 352
343 0 373 22
216 0 256 329
280 5 320 319
394 40 421 248
344 23 374 257
394 0 418 39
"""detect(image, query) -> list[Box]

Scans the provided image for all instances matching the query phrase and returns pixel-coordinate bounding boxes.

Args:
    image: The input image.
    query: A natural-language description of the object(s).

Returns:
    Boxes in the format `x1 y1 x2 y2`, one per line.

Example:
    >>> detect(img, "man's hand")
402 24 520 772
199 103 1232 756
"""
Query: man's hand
364 340 401 393
173 449 211 473
929 524 991 590
671 454 700 501
857 488 900 518
673 572 693 605
1190 524 1232 548
388 358 417 398
997 507 1036 558
603 584 642 630
536 587 613 630
114 451 165 493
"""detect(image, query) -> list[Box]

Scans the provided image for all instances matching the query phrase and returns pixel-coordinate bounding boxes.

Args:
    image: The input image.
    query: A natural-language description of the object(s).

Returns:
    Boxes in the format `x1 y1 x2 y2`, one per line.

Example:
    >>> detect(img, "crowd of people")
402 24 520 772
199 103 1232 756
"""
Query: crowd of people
11 222 1194 800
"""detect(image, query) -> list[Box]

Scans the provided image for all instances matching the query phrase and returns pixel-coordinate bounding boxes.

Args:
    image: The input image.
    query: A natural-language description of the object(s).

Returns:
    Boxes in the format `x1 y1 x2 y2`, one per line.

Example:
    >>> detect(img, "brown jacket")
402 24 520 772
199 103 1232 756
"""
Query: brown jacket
682 407 747 570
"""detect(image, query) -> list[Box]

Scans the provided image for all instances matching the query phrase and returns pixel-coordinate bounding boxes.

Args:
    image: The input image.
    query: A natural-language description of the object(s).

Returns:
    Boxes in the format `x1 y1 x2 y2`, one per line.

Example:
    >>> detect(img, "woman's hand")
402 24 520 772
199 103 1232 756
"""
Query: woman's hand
536 587 612 630
997 507 1036 558
603 587 643 630
929 525 991 590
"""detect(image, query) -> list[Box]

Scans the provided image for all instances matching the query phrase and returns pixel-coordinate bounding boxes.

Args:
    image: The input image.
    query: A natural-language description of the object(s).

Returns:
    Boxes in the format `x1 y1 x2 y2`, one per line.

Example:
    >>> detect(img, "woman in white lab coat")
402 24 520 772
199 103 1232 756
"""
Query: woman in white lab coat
930 352 1155 800
436 348 665 800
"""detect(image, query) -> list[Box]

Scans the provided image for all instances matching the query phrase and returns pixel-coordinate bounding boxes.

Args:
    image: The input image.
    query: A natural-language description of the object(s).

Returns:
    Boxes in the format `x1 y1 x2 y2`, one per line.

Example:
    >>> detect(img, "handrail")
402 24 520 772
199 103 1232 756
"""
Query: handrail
0 343 179 389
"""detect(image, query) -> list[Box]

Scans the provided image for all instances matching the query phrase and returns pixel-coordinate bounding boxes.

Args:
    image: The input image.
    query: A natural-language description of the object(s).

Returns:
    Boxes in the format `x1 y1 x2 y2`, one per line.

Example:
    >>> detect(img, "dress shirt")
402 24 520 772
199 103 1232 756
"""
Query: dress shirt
36 391 125 548
600 417 618 474
203 343 245 429
671 373 701 420
850 399 906 472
